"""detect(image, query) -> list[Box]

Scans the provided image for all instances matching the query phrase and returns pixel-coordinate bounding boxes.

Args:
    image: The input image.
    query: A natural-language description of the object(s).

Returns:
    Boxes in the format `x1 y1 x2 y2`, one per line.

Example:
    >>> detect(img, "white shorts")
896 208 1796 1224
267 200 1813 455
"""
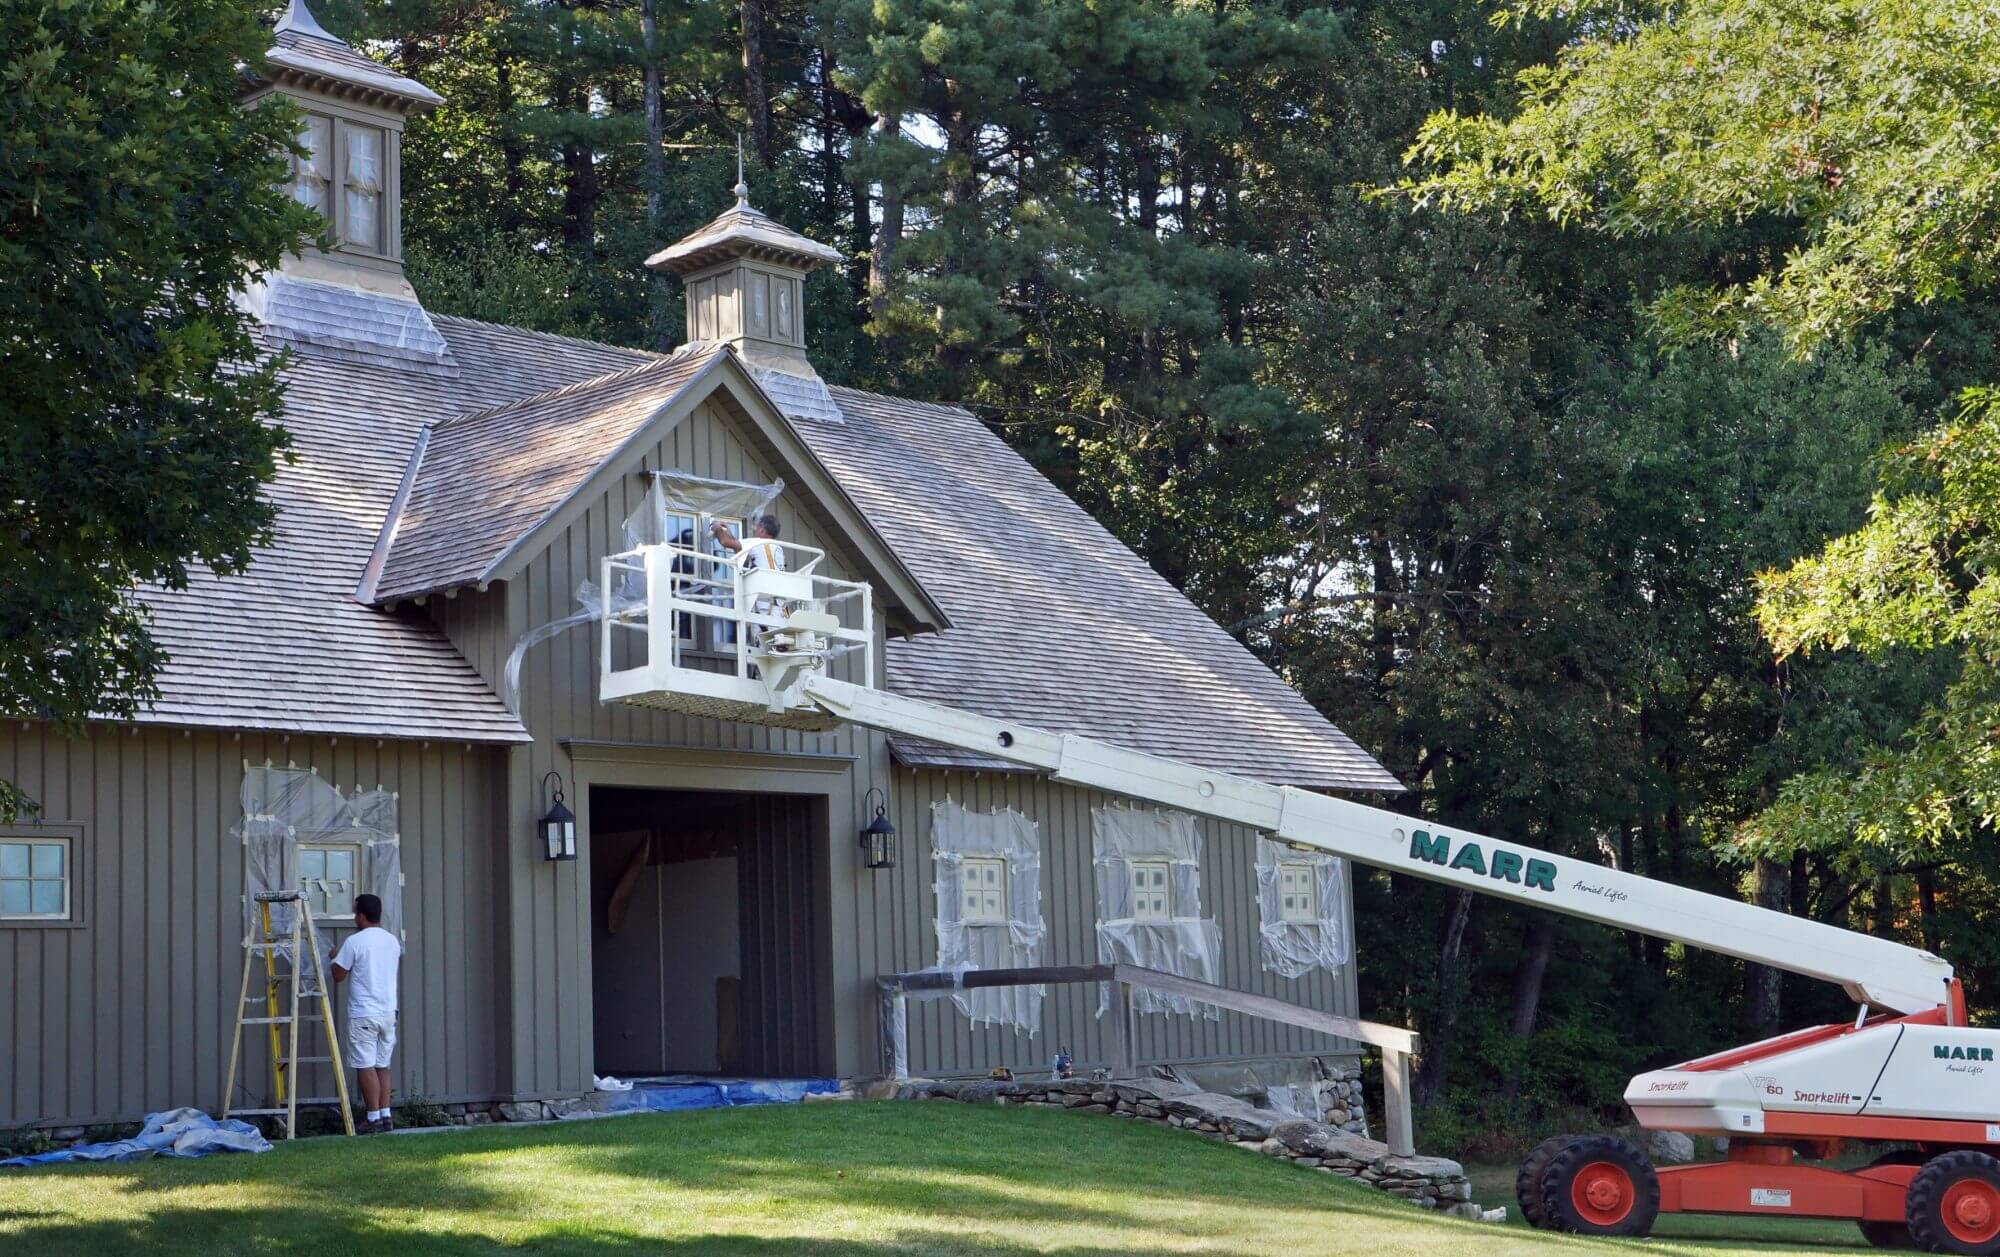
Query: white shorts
348 1015 396 1070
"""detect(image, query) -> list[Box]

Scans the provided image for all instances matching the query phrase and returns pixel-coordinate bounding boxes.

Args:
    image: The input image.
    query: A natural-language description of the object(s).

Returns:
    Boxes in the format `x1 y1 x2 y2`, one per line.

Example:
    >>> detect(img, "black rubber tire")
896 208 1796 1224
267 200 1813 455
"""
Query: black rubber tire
1538 1134 1661 1237
1517 1136 1580 1229
1861 1152 1930 1249
1907 1150 2000 1256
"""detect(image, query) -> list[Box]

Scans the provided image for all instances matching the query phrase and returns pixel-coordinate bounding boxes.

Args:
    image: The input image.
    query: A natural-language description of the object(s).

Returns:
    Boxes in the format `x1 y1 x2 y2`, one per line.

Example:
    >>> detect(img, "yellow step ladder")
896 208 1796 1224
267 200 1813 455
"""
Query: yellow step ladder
220 891 355 1138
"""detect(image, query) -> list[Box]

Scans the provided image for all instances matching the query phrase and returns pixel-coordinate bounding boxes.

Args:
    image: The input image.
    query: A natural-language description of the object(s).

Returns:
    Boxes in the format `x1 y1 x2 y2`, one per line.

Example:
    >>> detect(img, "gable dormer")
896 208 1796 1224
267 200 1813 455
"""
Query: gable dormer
238 0 452 368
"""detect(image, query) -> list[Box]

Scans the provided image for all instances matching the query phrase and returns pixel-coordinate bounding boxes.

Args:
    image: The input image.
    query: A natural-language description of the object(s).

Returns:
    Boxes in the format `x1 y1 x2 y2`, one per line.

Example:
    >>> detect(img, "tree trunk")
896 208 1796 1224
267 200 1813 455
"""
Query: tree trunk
740 0 771 167
934 106 980 393
1499 916 1557 1100
1414 889 1475 1106
1746 855 1788 1036
1873 871 1898 938
1917 867 1939 951
641 0 670 348
868 110 903 322
496 54 524 233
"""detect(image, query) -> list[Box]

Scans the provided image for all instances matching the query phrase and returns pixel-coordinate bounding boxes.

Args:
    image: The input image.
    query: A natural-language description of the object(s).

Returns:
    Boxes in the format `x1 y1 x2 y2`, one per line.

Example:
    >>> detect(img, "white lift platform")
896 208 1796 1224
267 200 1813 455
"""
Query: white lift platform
601 540 2000 1252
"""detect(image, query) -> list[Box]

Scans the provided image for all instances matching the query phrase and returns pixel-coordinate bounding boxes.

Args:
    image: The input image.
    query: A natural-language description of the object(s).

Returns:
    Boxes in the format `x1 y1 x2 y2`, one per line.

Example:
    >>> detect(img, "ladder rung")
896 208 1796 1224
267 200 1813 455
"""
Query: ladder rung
228 1100 345 1114
288 1055 335 1064
240 1015 328 1026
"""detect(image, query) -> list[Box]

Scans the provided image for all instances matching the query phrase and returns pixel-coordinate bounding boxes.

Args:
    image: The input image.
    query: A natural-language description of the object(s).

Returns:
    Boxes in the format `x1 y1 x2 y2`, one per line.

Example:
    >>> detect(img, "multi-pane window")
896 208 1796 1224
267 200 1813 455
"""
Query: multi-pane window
1130 860 1172 921
1278 862 1318 923
960 857 1008 923
342 123 385 252
294 114 332 216
298 842 362 920
0 838 69 920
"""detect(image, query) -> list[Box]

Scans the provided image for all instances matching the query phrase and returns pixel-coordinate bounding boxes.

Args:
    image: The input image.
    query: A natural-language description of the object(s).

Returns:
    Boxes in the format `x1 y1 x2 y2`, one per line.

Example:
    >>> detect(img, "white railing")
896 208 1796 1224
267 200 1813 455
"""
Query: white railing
600 537 874 701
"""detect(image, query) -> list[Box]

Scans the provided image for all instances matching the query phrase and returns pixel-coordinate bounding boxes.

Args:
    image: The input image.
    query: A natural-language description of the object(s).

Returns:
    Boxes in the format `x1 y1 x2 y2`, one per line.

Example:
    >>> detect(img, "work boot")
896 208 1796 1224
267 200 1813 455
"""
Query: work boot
381 1112 395 1132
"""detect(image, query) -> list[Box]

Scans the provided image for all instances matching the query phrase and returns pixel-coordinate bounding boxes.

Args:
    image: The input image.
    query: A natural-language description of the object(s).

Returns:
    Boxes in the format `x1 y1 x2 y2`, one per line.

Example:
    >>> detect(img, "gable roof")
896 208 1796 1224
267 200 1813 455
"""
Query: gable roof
364 345 949 635
800 389 1404 792
132 316 654 744
366 347 725 602
132 309 1395 789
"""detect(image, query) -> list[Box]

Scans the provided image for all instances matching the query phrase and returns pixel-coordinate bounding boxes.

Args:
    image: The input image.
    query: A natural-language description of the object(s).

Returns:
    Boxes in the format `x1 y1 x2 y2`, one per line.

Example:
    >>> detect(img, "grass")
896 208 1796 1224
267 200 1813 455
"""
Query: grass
0 1101 1876 1255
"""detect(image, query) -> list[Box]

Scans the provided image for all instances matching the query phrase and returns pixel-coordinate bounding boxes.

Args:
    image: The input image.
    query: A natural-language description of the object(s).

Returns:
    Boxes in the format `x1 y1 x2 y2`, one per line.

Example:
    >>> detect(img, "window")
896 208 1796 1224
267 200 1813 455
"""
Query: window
1130 860 1172 921
294 114 332 216
1278 862 1318 923
0 837 69 921
298 842 363 920
960 857 1008 923
341 123 385 252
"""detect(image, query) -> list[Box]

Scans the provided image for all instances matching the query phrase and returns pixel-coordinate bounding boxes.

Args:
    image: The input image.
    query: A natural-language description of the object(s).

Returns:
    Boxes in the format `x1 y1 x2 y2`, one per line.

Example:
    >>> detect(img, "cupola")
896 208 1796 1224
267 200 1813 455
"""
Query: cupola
237 0 452 368
647 165 846 422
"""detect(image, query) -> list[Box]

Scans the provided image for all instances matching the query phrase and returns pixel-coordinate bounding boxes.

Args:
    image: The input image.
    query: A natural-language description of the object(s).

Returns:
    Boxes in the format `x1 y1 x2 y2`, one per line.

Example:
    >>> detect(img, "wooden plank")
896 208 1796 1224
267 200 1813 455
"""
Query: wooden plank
1108 979 1135 1079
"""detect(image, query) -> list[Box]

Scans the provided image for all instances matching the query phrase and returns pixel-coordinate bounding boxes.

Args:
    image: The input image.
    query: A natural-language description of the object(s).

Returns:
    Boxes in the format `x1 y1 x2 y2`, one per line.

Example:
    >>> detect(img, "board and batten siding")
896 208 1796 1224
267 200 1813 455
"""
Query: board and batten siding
0 722 505 1129
428 390 883 1095
851 765 1363 1077
427 385 1360 1094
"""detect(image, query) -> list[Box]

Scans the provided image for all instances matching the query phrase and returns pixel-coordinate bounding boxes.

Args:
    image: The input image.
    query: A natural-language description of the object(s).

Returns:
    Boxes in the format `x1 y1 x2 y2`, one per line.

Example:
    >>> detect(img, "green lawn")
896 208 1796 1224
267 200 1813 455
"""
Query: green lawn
0 1102 1871 1255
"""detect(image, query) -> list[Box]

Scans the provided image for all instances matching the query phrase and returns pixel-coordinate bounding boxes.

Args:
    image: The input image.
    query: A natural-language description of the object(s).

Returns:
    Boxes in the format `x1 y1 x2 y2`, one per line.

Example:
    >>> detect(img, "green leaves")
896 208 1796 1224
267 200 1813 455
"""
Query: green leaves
0 0 316 751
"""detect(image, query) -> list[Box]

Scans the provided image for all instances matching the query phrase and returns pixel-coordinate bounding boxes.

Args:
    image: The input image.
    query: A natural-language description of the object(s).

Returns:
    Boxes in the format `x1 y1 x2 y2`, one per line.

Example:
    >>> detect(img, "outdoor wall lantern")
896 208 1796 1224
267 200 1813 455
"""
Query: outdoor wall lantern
859 787 896 870
539 771 578 862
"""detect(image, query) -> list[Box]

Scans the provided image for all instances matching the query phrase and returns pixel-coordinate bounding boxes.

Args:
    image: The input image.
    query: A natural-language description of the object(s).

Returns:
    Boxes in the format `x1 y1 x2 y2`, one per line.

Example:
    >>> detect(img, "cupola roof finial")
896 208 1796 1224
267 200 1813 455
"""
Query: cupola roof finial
733 133 751 208
274 0 338 42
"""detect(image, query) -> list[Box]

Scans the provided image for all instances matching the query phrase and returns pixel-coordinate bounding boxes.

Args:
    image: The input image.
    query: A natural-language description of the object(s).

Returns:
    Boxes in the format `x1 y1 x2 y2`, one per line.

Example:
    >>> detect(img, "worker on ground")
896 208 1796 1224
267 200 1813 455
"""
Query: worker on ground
709 514 787 643
330 893 402 1133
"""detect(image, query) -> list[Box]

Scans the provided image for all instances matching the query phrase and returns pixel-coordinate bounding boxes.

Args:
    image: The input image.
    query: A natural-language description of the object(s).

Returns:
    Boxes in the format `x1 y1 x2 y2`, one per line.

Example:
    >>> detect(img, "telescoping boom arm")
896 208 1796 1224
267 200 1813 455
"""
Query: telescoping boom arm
798 674 1954 1017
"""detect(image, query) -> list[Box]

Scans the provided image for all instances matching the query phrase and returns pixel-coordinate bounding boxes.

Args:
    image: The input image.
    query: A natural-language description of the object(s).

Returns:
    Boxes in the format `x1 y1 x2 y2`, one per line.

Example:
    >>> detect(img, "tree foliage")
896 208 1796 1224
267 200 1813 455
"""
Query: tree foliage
0 0 317 820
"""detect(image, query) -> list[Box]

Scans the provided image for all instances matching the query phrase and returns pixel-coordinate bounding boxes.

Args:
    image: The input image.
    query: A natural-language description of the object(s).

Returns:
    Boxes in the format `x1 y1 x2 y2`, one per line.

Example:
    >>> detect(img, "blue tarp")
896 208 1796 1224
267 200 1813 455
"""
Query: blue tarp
2 1108 272 1168
595 1076 840 1114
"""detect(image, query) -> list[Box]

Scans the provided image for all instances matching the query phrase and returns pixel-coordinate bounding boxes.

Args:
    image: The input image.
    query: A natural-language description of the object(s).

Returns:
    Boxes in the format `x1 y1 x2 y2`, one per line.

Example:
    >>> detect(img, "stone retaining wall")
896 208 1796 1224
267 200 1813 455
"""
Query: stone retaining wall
888 1075 1491 1221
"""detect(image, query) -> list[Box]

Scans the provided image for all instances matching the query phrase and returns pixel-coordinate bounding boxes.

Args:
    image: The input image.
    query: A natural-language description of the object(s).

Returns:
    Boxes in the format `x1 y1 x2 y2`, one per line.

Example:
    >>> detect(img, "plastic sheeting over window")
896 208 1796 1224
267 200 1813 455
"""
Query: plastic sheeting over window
500 469 784 711
236 765 403 956
928 800 1044 1034
1092 806 1222 1019
343 124 382 250
1254 837 1350 979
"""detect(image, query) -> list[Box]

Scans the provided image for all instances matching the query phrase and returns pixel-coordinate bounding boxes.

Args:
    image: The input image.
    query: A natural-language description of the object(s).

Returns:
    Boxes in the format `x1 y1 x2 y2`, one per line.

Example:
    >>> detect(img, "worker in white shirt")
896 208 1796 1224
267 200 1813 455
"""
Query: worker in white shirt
330 893 402 1133
709 515 787 641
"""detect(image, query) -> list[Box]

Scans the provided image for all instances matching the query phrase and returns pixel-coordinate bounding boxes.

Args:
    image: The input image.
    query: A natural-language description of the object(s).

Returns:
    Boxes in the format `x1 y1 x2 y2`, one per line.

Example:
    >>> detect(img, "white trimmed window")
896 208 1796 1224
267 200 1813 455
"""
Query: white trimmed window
298 842 363 920
0 837 70 921
1278 862 1318 923
1130 860 1172 921
960 856 1008 923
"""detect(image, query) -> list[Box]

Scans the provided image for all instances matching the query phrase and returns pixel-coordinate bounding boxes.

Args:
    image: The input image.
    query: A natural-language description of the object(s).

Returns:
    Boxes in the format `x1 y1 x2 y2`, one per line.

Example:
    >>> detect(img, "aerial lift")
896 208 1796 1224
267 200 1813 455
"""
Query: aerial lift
601 536 1997 1253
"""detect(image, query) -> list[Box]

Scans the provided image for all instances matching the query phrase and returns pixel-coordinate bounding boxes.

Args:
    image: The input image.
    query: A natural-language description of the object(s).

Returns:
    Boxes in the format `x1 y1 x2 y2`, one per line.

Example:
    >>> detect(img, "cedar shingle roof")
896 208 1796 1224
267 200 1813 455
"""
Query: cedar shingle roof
369 347 723 601
134 317 652 743
799 389 1403 792
134 313 1396 788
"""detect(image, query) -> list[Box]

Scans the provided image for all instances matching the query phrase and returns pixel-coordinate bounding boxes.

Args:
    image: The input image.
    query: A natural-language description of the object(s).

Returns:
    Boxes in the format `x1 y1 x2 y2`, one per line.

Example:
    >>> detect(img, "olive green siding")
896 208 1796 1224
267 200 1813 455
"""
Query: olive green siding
430 382 1359 1097
0 722 504 1128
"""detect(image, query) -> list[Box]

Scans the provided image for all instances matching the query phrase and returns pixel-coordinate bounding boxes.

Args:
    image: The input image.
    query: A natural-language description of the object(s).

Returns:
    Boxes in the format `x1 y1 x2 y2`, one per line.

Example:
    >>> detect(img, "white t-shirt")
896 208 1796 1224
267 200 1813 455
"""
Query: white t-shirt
332 926 402 1024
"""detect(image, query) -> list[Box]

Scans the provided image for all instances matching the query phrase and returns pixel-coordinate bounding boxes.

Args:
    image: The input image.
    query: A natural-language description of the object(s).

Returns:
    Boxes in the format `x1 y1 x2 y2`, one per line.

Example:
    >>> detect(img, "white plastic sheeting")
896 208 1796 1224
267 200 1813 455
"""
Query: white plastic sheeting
501 470 784 711
237 765 403 959
1254 836 1351 978
927 800 1045 1033
1091 806 1222 1018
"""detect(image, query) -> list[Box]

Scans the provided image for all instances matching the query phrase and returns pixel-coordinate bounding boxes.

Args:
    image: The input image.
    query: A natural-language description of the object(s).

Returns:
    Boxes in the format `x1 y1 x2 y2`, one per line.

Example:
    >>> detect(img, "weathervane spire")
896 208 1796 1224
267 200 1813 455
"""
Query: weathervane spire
733 133 750 208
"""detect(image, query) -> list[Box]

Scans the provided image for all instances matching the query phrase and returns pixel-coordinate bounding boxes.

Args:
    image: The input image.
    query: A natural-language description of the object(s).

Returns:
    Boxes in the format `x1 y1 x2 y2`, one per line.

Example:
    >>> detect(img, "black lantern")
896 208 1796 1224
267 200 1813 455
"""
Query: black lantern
539 771 577 861
859 787 896 870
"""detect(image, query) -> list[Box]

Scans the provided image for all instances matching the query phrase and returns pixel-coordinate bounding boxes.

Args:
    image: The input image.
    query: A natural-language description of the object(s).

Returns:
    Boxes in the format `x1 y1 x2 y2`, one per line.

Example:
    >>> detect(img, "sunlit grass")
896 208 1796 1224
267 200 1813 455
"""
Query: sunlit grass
0 1102 1869 1254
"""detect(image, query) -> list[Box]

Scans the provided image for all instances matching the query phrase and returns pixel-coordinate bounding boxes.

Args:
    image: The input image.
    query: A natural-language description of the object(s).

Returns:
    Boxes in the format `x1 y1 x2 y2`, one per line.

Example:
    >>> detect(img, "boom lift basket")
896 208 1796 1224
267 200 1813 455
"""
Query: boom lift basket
599 536 874 730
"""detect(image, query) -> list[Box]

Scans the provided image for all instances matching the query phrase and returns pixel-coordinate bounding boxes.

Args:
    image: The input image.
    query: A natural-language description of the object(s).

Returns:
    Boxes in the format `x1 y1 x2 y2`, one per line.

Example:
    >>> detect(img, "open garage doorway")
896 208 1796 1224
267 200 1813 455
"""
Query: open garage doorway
590 787 829 1078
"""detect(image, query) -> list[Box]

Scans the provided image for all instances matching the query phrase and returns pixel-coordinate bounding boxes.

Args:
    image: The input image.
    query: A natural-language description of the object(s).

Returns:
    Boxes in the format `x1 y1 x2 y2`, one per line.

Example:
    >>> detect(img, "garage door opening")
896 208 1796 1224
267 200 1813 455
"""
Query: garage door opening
590 787 829 1079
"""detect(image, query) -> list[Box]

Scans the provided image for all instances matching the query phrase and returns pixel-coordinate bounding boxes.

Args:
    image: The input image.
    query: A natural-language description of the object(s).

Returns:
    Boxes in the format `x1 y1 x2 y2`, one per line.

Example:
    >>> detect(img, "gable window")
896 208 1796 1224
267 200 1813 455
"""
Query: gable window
1278 862 1318 923
297 842 362 920
0 836 70 921
960 856 1008 923
294 114 332 216
1129 860 1172 921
